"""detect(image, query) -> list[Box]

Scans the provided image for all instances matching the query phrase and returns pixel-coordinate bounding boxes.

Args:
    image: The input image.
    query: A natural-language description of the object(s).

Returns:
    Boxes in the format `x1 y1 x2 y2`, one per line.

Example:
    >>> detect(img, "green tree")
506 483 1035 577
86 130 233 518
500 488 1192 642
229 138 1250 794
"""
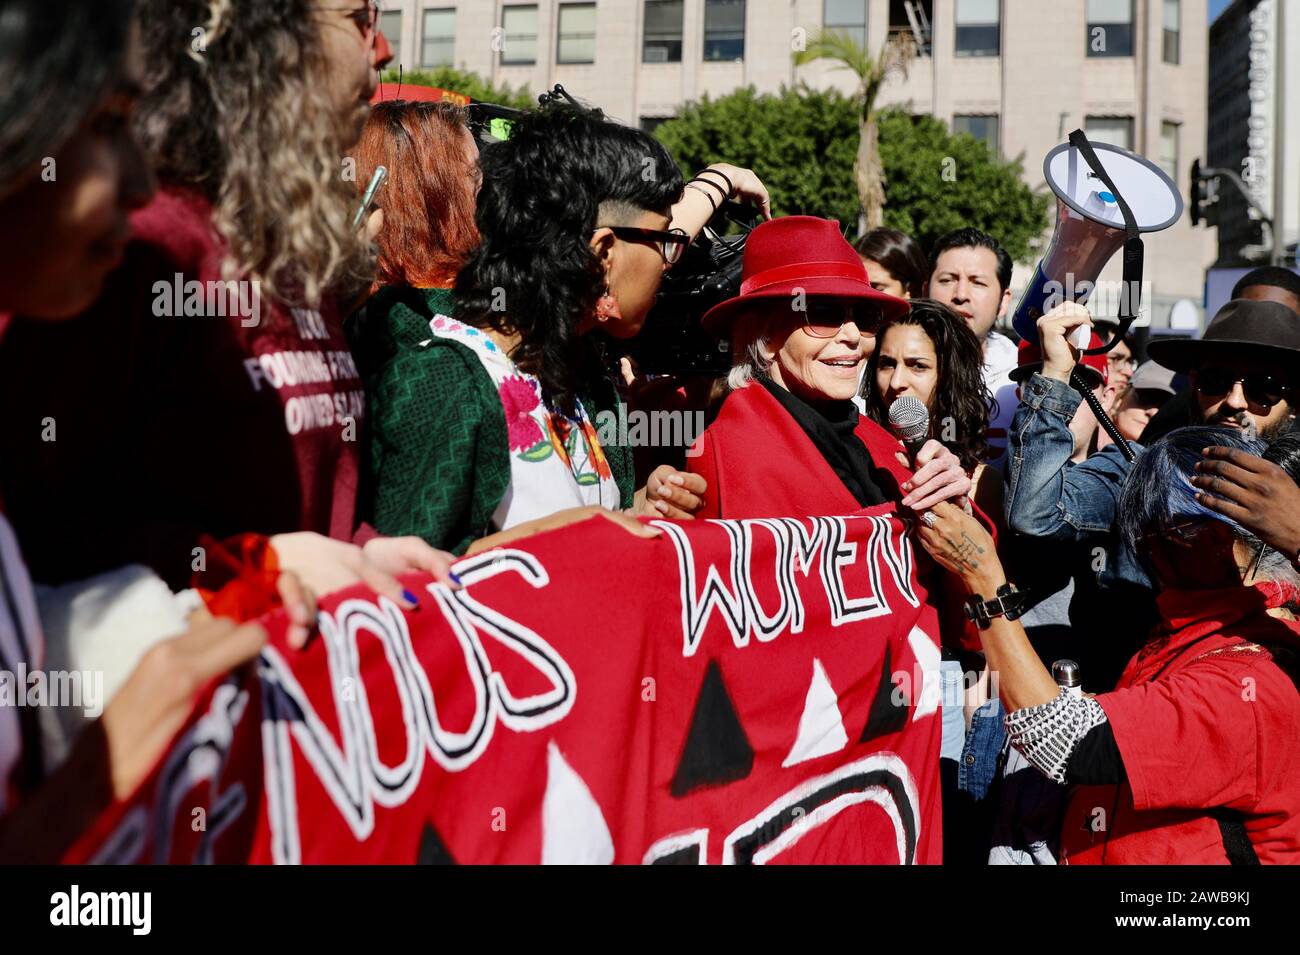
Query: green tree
378 67 534 110
793 29 917 233
655 85 863 224
875 110 1051 263
655 88 1050 263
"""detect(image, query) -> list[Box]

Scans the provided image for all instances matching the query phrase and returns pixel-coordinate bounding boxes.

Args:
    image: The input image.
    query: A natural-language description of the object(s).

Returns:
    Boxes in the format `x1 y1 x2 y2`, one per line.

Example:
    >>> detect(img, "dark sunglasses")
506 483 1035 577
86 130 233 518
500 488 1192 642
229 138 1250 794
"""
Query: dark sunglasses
597 226 691 265
1195 367 1287 410
801 300 883 339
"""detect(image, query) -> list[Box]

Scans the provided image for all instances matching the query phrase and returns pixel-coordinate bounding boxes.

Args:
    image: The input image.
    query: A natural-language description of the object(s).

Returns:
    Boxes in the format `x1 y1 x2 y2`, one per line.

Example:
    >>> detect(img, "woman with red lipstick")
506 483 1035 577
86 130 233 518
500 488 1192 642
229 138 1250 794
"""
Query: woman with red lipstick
687 217 975 521
0 1 453 611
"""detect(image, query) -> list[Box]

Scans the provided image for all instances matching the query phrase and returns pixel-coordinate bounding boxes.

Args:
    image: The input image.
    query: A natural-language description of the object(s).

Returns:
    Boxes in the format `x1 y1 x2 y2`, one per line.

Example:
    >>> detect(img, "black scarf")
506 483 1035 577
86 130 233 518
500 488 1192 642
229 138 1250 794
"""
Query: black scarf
757 376 889 508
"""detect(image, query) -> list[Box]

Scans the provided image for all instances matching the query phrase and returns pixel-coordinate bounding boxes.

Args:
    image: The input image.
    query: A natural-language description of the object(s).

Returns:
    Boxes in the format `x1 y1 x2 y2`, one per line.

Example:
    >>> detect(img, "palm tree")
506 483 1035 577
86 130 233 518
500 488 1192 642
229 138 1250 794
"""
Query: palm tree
795 29 917 235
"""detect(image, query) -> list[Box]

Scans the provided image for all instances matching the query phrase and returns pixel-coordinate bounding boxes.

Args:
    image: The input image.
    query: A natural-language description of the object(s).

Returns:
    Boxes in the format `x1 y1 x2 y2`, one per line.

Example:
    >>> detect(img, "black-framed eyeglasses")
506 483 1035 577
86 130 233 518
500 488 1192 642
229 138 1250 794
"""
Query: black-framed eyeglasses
321 1 380 41
800 300 884 339
1195 367 1288 410
597 226 691 265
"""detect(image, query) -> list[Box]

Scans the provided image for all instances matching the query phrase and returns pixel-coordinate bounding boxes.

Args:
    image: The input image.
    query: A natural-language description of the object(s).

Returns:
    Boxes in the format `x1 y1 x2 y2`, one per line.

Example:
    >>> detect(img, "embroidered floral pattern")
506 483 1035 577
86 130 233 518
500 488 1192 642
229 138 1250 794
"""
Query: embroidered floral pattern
428 311 619 516
582 418 613 480
498 375 544 452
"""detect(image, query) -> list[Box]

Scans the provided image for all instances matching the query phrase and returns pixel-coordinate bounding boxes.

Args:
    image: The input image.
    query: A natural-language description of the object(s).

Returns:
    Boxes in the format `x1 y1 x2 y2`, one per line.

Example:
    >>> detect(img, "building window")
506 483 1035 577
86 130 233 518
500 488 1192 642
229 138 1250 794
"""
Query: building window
421 8 455 67
1163 0 1180 64
500 5 538 66
1085 115 1134 151
644 0 683 63
954 0 999 58
824 0 867 48
640 117 673 135
1087 0 1134 58
557 3 596 64
704 0 745 62
954 114 1000 157
889 0 933 55
1159 121 1179 179
379 10 402 64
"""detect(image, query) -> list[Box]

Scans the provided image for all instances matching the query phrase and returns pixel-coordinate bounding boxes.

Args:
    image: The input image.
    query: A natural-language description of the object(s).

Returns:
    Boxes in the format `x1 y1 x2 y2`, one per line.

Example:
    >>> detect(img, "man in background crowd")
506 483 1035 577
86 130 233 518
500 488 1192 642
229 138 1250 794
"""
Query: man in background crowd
1141 266 1300 443
928 228 1017 468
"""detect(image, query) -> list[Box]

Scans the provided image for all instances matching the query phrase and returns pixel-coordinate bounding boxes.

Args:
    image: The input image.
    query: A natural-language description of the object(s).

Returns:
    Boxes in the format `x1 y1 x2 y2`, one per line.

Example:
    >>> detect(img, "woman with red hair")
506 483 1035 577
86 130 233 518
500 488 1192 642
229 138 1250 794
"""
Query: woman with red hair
347 100 492 550
351 100 481 296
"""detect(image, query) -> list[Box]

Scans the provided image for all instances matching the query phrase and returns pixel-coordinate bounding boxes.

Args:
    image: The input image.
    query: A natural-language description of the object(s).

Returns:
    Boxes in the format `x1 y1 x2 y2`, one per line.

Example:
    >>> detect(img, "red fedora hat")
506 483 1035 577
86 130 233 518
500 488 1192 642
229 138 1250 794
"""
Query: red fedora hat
701 216 910 338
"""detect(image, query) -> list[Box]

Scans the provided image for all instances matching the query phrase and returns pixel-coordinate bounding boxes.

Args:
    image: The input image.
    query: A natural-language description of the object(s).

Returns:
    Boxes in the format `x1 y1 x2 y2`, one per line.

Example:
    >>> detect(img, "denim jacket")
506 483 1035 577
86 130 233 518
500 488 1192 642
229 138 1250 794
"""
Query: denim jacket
1004 373 1158 690
1005 374 1149 580
1006 374 1139 538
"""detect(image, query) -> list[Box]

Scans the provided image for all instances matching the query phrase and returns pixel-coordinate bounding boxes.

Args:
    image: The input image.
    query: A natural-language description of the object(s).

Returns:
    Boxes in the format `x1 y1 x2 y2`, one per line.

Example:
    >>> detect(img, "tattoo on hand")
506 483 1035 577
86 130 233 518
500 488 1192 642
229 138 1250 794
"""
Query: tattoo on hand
935 530 986 574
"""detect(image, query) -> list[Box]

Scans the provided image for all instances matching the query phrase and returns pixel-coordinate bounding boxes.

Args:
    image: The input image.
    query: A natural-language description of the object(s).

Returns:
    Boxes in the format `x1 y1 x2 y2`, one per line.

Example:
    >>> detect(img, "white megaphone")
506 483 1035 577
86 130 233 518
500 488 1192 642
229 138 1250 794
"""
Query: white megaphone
1012 132 1183 348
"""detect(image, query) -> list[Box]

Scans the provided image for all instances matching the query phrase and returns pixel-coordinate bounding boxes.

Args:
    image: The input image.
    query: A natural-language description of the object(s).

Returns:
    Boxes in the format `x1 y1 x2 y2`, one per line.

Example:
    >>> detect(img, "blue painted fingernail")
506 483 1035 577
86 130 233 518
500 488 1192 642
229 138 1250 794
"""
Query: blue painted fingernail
402 588 420 607
448 571 462 586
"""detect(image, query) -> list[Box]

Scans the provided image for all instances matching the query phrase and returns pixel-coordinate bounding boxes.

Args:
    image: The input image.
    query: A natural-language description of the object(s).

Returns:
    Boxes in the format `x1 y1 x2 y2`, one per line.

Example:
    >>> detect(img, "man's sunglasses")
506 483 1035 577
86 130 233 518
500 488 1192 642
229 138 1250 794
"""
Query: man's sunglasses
1195 367 1288 410
801 300 883 339
598 226 691 266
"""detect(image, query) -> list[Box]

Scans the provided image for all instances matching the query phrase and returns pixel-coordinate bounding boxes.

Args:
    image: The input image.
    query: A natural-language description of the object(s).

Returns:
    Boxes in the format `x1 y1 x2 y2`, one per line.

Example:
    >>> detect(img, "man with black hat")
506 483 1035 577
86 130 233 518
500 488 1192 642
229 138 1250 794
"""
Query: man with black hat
1144 298 1299 441
1140 267 1300 443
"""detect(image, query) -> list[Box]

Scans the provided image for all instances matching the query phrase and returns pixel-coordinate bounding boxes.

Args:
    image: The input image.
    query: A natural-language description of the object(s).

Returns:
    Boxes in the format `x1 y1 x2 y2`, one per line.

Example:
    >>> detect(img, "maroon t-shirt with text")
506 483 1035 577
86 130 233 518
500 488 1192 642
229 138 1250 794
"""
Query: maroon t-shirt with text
0 187 365 589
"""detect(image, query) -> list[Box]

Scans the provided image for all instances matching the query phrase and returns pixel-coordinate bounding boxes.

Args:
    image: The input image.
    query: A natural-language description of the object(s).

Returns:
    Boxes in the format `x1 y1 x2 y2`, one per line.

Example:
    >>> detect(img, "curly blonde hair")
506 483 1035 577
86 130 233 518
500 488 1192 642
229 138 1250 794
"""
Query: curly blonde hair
134 0 372 309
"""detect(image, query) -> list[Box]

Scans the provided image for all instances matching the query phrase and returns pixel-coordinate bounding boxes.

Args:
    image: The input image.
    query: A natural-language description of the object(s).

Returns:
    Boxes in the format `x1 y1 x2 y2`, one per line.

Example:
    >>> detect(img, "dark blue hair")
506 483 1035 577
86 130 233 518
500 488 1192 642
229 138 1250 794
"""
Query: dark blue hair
1118 425 1265 549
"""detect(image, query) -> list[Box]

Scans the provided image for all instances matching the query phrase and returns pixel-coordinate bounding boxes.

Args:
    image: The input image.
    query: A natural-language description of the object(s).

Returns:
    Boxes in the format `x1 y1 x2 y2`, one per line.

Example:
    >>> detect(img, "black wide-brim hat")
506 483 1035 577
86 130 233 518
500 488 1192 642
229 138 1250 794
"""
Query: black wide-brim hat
701 216 911 339
1146 299 1300 378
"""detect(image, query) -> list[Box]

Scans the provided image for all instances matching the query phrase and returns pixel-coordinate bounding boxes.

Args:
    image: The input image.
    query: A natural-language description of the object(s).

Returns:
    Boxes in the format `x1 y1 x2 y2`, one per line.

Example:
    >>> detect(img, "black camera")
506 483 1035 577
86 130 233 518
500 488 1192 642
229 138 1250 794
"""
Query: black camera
613 202 755 377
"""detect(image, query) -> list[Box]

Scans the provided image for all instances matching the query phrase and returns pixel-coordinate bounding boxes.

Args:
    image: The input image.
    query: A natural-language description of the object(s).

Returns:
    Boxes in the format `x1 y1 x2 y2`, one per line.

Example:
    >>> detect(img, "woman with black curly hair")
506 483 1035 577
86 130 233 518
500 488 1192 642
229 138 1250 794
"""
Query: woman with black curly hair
359 98 772 554
864 299 1003 522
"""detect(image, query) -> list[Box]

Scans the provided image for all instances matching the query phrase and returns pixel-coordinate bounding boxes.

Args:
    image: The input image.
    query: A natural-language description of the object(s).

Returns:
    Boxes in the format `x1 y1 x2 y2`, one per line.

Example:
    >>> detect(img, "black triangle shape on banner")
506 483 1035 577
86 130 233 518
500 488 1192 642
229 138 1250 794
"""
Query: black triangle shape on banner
861 644 910 742
416 821 456 864
670 659 755 798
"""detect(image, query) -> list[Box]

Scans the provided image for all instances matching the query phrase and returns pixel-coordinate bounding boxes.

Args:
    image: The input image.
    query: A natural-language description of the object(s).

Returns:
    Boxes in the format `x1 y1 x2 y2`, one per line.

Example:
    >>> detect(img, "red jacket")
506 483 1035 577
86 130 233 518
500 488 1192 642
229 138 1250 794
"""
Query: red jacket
686 383 985 652
1062 584 1300 864
687 382 912 519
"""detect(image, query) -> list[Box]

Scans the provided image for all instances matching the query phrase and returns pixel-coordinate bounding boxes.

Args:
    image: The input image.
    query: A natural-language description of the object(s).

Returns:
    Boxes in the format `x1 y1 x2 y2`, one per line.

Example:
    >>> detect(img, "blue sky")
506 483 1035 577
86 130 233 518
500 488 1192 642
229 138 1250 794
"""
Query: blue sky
1209 0 1232 22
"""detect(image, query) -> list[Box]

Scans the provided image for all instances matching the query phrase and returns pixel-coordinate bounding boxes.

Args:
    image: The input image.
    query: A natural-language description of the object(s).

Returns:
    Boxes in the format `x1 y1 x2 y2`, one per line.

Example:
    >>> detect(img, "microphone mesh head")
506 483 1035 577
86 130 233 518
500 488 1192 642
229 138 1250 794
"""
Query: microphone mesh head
888 395 929 443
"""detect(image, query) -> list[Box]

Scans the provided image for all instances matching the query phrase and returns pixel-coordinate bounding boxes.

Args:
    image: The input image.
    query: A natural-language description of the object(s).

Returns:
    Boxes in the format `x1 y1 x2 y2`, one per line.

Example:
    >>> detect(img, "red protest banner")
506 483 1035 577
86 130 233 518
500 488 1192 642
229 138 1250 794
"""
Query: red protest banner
66 509 943 864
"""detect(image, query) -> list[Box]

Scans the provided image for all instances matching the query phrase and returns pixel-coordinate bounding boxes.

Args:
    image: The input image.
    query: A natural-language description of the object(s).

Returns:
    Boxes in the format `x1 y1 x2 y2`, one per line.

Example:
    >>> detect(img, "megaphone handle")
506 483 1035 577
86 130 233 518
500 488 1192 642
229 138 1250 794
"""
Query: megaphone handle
1071 368 1136 463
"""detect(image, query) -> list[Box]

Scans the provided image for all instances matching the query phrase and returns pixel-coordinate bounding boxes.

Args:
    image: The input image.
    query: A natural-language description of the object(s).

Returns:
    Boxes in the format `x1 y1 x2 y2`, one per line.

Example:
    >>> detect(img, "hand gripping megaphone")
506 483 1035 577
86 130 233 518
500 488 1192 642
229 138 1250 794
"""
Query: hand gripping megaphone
1011 131 1183 461
1012 131 1183 350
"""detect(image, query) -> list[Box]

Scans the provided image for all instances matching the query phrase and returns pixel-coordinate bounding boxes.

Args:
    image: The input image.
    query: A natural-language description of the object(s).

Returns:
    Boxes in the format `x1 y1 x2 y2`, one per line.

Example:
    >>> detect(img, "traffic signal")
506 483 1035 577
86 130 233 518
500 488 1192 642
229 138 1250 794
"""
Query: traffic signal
1189 159 1219 227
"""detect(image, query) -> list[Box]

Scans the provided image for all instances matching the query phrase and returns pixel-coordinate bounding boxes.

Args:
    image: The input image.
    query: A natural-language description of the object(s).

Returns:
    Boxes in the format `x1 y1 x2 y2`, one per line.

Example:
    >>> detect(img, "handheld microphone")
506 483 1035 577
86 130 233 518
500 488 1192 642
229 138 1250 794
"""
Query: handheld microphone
888 395 929 467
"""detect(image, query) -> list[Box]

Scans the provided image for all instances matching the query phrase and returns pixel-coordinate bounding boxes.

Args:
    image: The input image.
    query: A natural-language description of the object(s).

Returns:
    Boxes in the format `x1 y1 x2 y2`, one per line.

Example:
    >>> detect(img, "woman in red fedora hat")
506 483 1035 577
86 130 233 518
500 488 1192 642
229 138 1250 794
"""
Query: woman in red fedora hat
686 217 992 690
689 216 976 524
